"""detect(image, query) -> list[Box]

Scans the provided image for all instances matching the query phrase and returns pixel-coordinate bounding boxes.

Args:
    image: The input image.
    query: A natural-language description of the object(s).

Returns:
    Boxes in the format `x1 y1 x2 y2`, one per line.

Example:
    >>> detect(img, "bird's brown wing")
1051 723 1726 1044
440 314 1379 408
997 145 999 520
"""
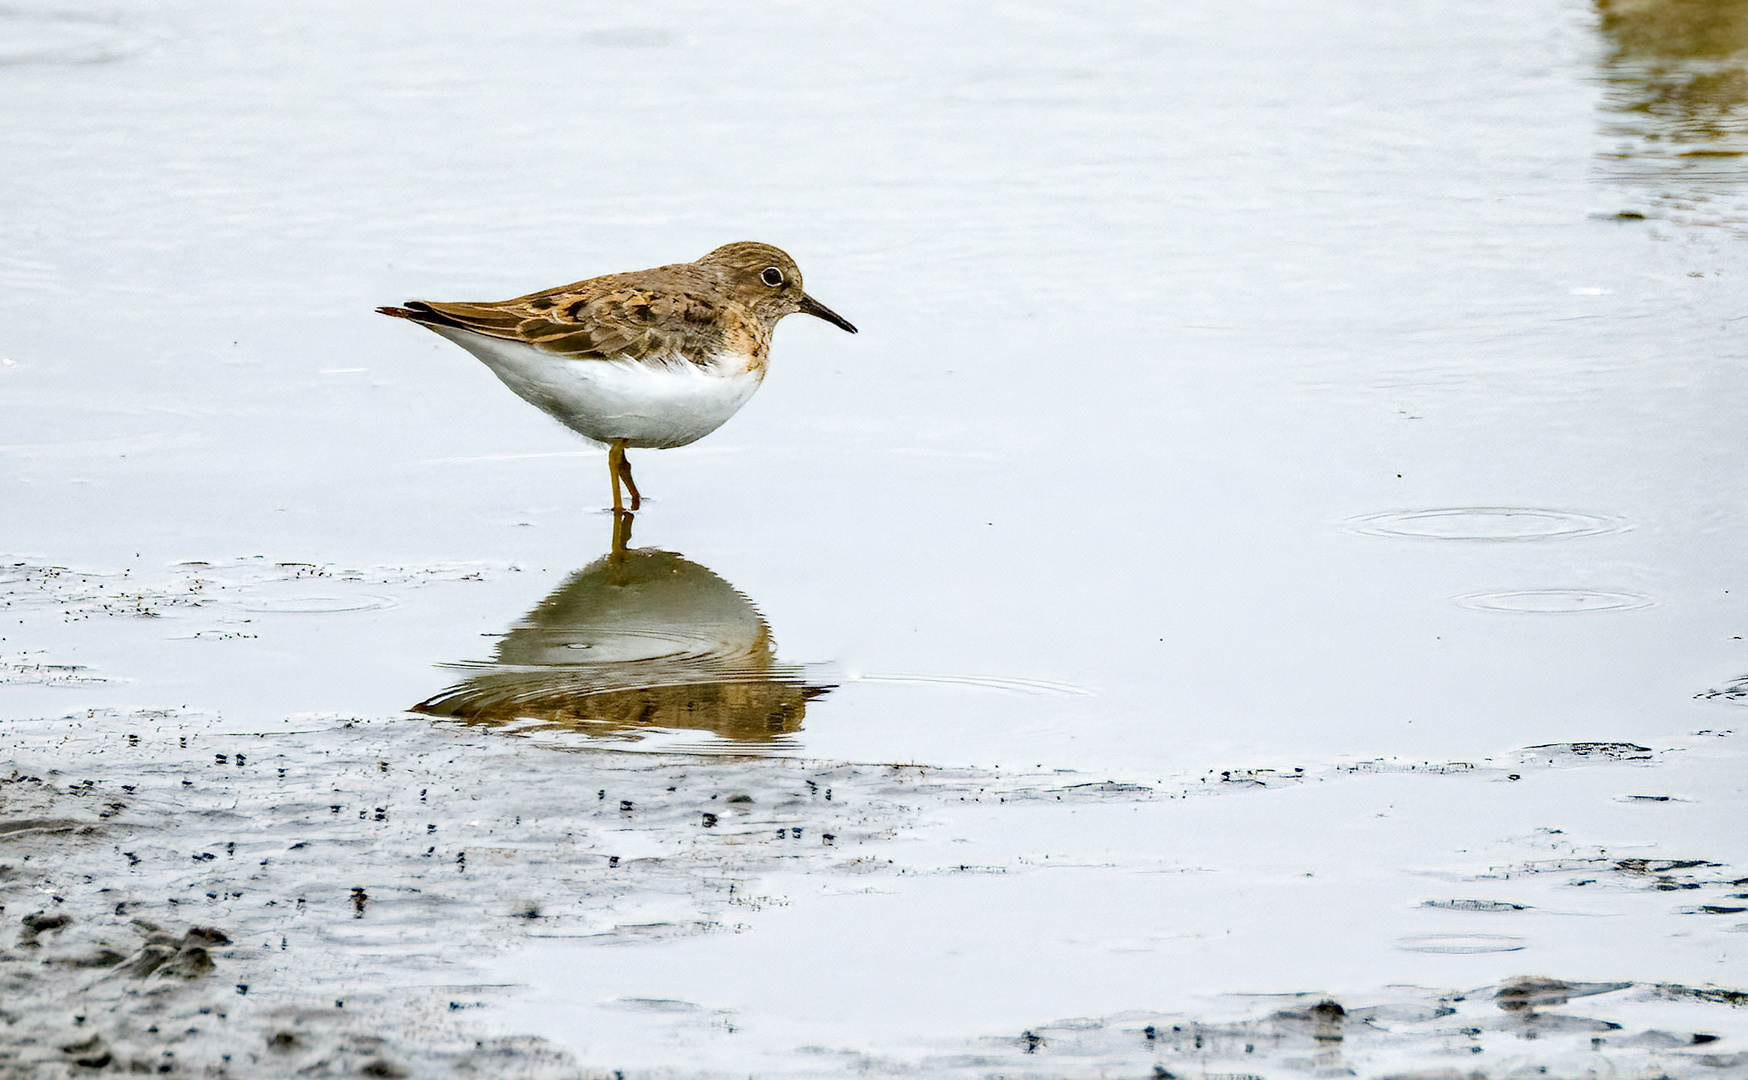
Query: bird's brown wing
385 270 727 363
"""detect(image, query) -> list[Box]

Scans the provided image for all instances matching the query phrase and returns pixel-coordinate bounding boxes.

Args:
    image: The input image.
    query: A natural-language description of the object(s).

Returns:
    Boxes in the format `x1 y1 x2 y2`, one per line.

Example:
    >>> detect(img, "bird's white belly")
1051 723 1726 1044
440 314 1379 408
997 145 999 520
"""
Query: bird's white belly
437 328 764 449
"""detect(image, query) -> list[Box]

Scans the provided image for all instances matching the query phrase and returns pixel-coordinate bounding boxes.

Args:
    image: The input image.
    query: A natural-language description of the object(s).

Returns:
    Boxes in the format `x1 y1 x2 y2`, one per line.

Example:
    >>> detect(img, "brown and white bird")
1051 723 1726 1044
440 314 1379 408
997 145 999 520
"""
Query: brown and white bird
378 242 856 512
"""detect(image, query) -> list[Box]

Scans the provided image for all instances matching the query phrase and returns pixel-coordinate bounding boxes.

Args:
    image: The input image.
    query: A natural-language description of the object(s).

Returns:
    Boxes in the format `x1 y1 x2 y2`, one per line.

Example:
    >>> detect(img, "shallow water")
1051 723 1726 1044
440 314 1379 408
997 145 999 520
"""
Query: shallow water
3 0 1747 1076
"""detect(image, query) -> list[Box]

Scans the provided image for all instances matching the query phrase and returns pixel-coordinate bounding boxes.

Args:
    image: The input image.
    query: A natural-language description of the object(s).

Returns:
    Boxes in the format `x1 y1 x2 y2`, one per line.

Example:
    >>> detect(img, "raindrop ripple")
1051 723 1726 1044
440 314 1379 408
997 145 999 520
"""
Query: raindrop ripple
1455 589 1654 614
1346 507 1629 542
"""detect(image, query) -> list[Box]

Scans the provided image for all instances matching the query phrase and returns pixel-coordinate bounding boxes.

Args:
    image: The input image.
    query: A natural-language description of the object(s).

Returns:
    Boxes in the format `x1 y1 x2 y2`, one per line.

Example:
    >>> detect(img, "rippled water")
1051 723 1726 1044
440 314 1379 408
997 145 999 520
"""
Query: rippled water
3 0 1747 1076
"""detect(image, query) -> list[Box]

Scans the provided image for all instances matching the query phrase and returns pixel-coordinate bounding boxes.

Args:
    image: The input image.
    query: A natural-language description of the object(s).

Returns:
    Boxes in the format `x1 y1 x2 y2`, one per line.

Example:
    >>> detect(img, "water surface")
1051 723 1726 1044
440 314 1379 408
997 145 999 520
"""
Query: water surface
3 0 1746 1075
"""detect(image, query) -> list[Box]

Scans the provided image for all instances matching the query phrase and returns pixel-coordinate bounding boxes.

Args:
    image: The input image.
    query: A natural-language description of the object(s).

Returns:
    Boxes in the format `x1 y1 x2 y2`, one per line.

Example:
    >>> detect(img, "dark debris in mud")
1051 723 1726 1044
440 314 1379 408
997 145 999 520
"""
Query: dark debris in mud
1472 850 1745 903
812 979 1748 1080
1698 674 1748 704
0 557 504 623
2 711 1742 1077
1520 741 1655 762
0 710 1118 1077
0 657 108 689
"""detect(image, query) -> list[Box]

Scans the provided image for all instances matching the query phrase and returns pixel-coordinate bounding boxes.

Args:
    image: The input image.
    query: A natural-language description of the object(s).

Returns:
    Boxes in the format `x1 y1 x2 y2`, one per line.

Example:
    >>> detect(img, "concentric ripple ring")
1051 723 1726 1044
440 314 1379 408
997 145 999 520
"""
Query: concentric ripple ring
1455 589 1654 614
1346 507 1629 542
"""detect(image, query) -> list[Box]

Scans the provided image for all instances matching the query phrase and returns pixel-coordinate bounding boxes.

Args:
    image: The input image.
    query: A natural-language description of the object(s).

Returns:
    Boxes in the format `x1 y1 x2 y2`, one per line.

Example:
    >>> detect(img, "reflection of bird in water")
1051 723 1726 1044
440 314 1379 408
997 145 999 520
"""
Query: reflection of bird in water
414 512 829 746
1594 0 1748 165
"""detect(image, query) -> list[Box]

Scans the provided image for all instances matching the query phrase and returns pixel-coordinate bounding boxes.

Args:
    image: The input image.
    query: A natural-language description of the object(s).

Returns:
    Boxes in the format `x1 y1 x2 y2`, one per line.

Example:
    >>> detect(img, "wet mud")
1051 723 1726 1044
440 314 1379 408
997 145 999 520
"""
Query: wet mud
0 711 945 1077
910 981 1748 1080
1 558 500 625
4 524 1745 1074
6 703 1745 1076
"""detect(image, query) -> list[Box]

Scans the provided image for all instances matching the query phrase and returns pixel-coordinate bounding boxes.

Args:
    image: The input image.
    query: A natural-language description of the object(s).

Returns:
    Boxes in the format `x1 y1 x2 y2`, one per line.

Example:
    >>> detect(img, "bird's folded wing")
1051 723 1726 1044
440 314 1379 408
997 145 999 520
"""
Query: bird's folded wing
404 285 716 363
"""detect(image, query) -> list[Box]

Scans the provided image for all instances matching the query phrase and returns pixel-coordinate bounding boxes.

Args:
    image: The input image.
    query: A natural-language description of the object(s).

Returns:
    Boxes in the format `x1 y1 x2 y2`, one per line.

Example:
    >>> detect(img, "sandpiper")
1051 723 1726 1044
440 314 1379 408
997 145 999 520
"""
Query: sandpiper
378 242 856 511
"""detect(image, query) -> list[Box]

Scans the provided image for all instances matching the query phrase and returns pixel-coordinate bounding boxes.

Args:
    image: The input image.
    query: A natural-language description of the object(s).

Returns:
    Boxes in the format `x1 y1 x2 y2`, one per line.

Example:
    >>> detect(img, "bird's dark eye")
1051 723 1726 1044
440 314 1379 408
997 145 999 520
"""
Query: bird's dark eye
760 267 784 287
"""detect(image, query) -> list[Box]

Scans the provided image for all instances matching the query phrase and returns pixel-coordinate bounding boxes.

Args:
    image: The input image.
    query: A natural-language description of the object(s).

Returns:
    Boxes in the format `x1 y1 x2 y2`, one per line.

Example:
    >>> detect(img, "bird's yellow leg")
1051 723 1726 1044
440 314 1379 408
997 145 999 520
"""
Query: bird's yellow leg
607 439 627 514
616 447 642 511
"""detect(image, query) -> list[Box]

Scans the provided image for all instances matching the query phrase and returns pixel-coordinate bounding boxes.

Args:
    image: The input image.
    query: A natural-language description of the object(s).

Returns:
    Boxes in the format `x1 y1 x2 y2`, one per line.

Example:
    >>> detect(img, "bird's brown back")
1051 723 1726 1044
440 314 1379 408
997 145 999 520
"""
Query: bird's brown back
381 258 769 366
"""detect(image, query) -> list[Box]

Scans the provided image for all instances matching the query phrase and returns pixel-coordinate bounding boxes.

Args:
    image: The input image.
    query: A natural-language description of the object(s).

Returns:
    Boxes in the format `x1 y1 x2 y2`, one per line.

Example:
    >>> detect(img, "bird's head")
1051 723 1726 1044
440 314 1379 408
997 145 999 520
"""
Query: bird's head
699 242 857 334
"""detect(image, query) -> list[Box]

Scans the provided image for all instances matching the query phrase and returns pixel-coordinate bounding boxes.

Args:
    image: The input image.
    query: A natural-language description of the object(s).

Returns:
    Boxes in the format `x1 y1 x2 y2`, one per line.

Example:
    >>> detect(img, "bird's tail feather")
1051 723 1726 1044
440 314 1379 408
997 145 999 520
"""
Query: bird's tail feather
376 301 463 329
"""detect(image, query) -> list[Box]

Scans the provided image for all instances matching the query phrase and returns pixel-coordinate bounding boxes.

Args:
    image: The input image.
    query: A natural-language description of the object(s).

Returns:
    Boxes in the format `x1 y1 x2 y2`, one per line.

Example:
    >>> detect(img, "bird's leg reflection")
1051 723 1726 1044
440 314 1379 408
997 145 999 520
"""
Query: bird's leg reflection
609 508 636 566
414 516 831 746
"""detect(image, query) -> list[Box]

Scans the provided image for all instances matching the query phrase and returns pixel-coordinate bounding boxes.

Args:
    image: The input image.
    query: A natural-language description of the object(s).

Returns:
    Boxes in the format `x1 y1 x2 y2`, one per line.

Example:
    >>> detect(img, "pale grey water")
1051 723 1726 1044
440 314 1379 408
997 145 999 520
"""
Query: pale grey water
3 0 1747 1076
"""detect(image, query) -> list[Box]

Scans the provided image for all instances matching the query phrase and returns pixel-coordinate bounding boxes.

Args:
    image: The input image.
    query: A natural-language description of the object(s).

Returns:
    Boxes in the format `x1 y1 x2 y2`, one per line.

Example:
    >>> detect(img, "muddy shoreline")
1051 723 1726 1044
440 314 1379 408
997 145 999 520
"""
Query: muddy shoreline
6 707 1745 1077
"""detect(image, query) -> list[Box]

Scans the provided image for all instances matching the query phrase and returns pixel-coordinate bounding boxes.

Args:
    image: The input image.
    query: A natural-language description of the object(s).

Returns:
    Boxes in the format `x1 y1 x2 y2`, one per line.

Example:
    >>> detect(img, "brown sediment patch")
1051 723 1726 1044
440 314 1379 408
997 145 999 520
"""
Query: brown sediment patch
935 981 1739 1080
1519 741 1656 763
1652 983 1748 1007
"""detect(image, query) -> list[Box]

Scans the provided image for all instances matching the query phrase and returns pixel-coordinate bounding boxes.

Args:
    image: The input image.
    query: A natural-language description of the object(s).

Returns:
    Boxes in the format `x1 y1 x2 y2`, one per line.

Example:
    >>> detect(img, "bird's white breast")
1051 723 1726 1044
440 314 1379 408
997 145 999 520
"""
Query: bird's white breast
436 328 765 450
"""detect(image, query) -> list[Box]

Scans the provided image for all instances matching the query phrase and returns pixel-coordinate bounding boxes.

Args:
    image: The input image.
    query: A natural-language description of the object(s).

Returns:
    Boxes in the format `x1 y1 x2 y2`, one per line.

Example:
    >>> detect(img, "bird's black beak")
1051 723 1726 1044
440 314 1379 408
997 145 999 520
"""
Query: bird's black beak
797 293 857 334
